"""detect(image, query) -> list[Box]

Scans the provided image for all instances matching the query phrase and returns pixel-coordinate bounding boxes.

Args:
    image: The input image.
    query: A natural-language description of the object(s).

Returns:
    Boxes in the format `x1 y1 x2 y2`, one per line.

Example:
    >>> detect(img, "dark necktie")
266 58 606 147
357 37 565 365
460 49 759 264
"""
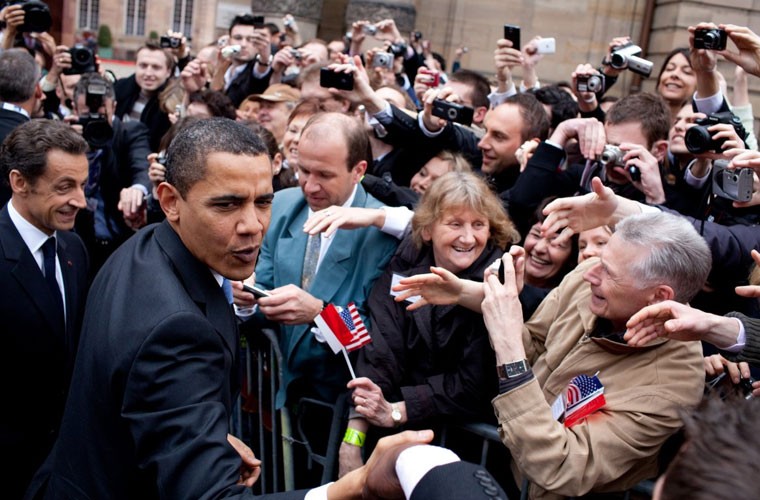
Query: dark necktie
42 236 64 321
301 234 321 291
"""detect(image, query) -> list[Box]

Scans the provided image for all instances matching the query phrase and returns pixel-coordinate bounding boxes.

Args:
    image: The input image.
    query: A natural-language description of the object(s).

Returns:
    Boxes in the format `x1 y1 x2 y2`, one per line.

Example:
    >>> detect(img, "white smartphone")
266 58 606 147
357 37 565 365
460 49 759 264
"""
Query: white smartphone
535 37 556 55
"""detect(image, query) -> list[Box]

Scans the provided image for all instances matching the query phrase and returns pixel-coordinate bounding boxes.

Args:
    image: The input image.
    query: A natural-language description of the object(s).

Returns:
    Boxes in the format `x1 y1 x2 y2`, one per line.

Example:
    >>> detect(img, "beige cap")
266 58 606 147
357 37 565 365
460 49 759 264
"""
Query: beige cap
249 84 301 103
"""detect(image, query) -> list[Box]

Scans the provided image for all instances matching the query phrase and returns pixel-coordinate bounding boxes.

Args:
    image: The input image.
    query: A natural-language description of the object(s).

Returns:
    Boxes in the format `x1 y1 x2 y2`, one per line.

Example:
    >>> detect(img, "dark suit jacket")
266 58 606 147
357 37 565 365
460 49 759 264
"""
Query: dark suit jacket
411 461 508 500
0 205 88 498
28 221 305 500
0 107 30 206
74 117 151 246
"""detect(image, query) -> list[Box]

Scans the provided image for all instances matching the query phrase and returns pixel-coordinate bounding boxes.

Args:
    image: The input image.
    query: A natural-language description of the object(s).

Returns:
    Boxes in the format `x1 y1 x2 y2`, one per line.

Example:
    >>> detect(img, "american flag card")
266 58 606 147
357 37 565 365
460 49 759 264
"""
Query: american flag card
563 373 606 428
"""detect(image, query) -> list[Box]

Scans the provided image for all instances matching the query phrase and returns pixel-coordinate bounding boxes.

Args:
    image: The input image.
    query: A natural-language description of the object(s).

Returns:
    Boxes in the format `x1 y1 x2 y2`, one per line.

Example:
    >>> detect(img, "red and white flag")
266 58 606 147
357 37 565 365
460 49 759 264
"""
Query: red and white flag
314 302 371 354
563 373 606 427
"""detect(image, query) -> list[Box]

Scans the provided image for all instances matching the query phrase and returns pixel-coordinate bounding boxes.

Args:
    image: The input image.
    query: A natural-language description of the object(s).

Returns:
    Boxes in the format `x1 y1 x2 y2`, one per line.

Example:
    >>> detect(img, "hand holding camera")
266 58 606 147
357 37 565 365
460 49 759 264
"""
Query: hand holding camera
373 19 403 44
607 41 653 77
685 111 747 155
572 63 603 112
493 38 523 91
688 23 722 73
63 44 97 75
718 24 760 78
0 1 51 36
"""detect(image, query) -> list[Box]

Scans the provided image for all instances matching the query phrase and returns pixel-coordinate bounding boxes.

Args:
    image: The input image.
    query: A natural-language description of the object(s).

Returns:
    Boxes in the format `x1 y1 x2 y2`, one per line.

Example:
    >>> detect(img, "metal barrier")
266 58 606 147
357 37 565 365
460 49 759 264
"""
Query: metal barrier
232 327 294 494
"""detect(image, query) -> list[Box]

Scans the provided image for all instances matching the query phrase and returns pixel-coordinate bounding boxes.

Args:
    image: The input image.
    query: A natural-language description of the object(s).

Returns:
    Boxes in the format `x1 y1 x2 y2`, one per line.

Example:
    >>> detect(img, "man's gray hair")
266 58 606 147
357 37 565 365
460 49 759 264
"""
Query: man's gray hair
615 211 711 303
0 49 39 103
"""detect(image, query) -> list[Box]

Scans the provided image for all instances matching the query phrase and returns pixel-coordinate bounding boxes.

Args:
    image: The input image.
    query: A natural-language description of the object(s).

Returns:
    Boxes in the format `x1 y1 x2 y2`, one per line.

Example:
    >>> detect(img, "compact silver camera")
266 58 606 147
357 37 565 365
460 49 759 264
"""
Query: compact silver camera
576 74 605 93
363 24 378 36
713 159 754 202
371 51 394 69
599 144 640 181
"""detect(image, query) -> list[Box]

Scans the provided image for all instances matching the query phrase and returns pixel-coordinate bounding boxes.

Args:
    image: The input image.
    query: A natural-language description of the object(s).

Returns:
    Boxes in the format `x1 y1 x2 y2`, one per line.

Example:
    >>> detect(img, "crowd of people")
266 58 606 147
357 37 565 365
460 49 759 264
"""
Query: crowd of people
3 3 760 498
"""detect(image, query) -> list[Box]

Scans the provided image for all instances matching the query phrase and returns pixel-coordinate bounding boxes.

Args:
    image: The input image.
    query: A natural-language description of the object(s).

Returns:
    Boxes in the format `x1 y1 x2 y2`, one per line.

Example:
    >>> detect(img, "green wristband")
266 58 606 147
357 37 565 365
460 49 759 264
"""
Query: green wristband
343 428 366 447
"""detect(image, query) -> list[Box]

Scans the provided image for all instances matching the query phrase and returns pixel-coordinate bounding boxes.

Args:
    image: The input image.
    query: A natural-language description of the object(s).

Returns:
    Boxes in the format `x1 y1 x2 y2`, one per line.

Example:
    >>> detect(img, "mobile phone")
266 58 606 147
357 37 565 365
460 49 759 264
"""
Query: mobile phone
242 284 271 299
252 15 265 25
320 67 354 91
504 24 521 50
431 99 474 127
535 37 556 54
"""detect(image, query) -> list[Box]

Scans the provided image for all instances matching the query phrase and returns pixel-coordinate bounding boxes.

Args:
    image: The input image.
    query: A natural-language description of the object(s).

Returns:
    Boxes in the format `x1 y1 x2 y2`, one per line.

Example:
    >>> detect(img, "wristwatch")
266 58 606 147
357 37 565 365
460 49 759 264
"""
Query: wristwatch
255 53 273 67
390 403 402 426
497 359 529 380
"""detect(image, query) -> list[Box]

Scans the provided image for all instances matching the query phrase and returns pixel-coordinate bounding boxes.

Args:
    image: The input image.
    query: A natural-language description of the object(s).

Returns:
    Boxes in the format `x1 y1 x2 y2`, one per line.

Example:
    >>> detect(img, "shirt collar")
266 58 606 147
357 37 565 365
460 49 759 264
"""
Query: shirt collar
1 102 30 119
8 198 55 255
209 269 224 287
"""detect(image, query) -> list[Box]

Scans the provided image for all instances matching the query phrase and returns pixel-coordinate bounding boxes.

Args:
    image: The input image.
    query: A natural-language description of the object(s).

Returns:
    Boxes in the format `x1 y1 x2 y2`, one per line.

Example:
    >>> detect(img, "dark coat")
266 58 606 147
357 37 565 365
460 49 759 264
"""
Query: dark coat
357 235 502 424
114 74 172 152
0 206 88 498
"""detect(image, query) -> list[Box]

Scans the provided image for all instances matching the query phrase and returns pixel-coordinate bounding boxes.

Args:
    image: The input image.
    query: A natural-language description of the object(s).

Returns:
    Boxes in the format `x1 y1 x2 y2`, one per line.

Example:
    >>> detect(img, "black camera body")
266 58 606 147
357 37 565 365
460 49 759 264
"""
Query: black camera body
63 44 97 75
319 67 353 90
431 99 474 127
712 159 753 202
599 144 640 181
159 35 181 49
2 0 51 33
576 74 605 94
694 28 728 50
77 113 113 149
685 111 747 154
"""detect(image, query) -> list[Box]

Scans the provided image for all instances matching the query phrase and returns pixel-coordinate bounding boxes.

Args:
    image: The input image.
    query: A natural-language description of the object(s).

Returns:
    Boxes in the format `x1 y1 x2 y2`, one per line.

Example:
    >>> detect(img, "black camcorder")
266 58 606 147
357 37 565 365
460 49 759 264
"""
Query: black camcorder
685 111 747 154
63 44 97 75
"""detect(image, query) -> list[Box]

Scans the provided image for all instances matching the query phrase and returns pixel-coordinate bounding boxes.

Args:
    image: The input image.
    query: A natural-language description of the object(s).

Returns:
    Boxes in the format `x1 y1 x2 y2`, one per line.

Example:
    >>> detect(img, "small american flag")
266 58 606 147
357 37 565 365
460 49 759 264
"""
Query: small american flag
564 374 606 427
337 302 371 351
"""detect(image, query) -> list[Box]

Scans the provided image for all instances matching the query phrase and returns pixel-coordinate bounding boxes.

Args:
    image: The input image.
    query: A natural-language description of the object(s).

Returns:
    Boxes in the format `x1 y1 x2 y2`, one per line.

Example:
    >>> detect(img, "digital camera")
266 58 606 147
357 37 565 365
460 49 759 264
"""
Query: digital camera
159 35 181 49
371 51 394 69
431 99 474 127
1 0 51 33
576 74 605 94
363 24 377 36
685 111 747 154
319 67 353 90
694 28 727 51
712 159 753 202
609 42 653 77
77 82 113 148
599 144 640 181
63 44 97 75
289 48 302 60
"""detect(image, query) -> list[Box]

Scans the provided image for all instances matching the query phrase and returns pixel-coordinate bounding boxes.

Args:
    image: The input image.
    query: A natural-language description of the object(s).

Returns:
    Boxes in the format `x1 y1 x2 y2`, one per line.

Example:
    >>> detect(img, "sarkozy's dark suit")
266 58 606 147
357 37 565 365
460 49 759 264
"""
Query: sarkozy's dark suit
0 204 89 498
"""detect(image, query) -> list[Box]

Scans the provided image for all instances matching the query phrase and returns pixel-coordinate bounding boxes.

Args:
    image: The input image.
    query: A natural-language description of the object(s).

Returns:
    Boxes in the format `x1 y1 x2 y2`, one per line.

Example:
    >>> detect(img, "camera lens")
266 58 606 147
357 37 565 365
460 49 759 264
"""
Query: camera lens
447 108 458 120
685 126 712 154
83 119 114 149
609 53 627 69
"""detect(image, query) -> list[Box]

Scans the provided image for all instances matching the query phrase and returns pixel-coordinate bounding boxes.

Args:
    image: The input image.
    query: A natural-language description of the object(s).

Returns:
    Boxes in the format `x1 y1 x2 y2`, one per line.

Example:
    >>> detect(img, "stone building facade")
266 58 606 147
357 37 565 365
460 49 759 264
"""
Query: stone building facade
53 1 760 130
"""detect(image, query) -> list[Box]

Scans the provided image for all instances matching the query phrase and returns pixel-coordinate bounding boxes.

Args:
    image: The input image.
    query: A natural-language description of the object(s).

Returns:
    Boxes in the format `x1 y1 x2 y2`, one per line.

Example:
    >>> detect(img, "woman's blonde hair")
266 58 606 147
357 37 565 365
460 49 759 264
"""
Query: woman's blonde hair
411 171 519 249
